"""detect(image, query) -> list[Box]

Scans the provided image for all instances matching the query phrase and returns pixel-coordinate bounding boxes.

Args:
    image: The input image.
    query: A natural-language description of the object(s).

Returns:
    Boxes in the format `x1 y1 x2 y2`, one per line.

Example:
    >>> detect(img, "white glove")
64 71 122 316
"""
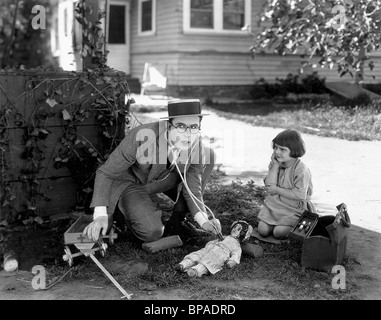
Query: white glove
194 211 222 235
201 218 222 235
83 216 108 241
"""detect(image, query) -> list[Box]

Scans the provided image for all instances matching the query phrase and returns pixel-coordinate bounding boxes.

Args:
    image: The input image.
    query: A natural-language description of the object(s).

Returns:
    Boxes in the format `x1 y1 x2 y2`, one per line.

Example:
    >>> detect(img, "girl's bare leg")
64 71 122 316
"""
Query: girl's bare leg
258 221 274 237
273 226 293 239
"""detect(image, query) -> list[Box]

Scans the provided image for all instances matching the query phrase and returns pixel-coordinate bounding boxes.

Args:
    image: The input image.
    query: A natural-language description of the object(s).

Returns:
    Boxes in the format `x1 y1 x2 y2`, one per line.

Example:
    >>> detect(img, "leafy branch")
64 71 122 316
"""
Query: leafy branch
74 0 108 68
0 69 135 222
252 0 381 83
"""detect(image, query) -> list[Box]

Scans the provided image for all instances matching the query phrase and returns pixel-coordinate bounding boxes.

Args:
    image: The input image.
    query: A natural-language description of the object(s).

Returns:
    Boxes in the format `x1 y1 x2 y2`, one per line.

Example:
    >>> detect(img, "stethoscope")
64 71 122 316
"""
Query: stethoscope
165 123 223 240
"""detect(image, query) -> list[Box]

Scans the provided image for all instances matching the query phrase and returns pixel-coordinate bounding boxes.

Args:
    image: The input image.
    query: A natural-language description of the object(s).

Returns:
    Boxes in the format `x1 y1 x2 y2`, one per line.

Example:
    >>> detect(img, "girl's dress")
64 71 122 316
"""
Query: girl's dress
258 158 313 226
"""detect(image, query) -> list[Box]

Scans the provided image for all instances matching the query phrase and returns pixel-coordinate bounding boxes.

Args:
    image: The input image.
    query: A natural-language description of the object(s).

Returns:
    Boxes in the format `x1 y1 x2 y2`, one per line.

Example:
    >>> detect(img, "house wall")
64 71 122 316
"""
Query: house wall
129 0 381 99
130 0 256 86
130 0 182 82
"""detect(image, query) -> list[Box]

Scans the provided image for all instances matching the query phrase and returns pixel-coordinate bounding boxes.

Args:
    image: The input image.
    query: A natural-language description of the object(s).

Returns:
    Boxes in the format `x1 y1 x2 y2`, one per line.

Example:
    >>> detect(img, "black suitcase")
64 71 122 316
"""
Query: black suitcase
290 203 351 272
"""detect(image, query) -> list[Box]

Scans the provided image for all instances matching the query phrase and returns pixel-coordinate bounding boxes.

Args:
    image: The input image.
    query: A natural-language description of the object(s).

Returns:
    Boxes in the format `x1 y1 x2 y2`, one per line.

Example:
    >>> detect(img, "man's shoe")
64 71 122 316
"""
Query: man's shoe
174 264 184 272
181 219 211 237
164 212 216 243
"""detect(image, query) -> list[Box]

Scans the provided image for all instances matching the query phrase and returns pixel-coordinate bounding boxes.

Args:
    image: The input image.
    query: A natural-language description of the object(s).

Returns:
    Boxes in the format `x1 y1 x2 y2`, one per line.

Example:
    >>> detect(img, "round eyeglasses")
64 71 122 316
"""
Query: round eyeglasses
171 123 200 134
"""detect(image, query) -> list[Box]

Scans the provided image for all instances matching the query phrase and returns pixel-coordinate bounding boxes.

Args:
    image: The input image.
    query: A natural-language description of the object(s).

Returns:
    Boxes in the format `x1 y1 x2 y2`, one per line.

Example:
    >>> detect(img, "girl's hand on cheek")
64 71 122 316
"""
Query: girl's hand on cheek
270 152 280 169
272 152 281 164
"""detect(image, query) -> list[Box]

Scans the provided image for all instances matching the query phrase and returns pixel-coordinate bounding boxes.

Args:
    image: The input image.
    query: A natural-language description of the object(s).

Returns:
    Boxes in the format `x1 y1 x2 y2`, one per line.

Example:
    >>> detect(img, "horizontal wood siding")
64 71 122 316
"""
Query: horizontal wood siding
107 45 131 74
130 53 180 85
130 1 181 53
137 51 381 86
129 0 381 88
130 0 182 83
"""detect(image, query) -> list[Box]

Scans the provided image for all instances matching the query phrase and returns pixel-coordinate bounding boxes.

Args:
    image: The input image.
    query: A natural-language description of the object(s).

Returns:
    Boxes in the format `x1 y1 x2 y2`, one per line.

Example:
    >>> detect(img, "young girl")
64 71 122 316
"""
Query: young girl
258 129 314 240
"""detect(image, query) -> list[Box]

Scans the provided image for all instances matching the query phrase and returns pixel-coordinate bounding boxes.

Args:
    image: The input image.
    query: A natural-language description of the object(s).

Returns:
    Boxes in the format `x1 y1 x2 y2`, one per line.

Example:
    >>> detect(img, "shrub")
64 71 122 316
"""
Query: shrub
363 83 381 95
301 72 327 94
277 73 303 94
251 78 283 99
251 72 328 99
346 92 372 107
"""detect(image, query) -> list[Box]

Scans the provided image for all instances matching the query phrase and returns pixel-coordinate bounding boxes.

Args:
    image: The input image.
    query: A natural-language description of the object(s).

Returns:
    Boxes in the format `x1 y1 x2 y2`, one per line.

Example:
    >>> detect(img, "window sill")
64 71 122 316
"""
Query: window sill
183 29 251 36
138 31 156 37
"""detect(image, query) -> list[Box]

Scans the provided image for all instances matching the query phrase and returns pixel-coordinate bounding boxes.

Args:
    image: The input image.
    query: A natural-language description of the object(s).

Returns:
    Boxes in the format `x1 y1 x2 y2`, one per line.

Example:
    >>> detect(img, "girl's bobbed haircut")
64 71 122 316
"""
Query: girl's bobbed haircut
272 129 306 158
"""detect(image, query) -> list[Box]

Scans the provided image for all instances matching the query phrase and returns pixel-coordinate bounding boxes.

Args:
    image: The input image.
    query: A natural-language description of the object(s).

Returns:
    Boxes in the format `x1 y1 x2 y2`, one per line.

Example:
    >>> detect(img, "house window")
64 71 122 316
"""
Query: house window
138 0 156 35
184 0 251 34
223 0 245 30
190 0 213 29
109 5 126 44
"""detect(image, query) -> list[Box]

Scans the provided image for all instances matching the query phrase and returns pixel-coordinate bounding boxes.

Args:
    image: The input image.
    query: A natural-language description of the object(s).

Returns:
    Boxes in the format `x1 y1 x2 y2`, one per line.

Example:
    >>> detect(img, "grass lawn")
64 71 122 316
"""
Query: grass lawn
205 101 381 141
40 171 359 300
2 101 368 300
59 101 370 300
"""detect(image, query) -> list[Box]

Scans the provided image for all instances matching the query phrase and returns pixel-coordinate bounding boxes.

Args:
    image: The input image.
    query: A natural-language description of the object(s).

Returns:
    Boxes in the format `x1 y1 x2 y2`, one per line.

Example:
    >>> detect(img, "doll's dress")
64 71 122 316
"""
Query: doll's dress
183 235 241 274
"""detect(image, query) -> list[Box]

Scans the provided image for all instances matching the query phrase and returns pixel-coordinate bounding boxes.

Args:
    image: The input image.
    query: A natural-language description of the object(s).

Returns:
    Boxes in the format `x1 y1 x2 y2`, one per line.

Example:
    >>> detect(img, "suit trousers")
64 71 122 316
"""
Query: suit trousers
117 147 215 242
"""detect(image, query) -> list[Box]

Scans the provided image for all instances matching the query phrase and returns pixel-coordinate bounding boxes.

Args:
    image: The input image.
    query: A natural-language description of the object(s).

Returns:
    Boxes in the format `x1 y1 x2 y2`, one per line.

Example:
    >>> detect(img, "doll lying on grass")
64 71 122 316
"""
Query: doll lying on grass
175 220 254 278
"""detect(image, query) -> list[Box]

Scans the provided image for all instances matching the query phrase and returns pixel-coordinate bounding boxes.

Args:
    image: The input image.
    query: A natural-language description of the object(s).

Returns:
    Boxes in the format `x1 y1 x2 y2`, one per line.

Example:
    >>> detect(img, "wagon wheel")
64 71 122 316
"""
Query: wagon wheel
63 246 74 267
99 241 108 257
108 227 115 245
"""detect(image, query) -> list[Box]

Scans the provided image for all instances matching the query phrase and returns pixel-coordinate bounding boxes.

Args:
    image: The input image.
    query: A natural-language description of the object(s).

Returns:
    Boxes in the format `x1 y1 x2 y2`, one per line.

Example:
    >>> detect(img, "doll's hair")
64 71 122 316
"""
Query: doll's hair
272 129 306 158
230 220 253 243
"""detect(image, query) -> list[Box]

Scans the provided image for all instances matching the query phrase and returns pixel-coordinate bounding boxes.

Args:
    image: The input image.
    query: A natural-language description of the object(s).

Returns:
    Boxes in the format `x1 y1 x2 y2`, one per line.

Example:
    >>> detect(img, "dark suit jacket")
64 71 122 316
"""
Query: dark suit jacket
90 121 209 217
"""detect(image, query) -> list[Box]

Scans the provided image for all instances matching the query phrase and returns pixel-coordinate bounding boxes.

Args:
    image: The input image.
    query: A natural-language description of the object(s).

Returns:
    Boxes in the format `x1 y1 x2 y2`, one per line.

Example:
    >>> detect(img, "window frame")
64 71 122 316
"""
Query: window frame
108 3 127 44
138 0 156 36
105 1 129 46
183 0 252 34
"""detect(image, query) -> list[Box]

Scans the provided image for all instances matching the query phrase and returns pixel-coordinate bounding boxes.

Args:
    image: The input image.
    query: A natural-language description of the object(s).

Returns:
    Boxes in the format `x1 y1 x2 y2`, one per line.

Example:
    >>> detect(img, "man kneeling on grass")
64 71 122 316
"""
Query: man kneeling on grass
83 99 221 248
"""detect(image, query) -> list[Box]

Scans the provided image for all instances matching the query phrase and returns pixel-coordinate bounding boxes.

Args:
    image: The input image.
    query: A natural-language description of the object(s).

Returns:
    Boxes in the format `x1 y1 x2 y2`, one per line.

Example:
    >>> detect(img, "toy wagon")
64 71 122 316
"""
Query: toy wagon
63 215 117 266
62 215 132 299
